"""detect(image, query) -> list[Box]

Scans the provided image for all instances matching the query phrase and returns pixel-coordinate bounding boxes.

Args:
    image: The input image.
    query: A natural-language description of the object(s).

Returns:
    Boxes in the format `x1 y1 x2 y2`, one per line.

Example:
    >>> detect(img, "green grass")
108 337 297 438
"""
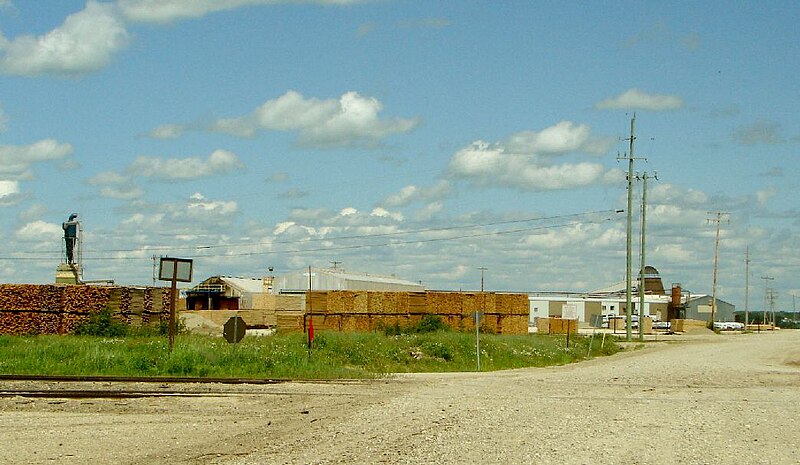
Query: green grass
0 330 620 379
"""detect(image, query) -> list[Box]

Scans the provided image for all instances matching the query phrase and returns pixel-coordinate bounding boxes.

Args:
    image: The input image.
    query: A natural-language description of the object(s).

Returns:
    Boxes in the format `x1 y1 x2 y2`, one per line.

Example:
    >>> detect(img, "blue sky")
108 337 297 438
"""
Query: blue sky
1 1 798 313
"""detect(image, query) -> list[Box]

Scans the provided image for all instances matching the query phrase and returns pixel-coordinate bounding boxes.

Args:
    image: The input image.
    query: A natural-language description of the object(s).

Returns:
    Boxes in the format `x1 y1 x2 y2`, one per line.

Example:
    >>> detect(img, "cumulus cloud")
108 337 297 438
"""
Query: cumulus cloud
147 123 187 139
648 183 709 206
187 192 237 215
504 121 614 155
382 180 451 207
0 139 73 178
0 179 18 197
1 1 364 77
15 220 62 241
0 1 130 76
732 120 785 145
370 207 403 222
0 179 23 206
594 88 683 111
127 149 244 180
209 90 420 148
447 122 619 192
118 0 364 24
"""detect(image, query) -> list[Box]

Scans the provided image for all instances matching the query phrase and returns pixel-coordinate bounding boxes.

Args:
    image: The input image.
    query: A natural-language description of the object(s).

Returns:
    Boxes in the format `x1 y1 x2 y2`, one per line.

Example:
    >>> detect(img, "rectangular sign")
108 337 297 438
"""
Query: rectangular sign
158 257 193 283
562 303 578 320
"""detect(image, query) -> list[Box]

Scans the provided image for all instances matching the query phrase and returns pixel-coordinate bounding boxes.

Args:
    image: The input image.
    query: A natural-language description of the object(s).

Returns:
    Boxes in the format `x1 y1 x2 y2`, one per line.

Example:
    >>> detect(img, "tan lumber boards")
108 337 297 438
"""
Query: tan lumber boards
276 290 530 334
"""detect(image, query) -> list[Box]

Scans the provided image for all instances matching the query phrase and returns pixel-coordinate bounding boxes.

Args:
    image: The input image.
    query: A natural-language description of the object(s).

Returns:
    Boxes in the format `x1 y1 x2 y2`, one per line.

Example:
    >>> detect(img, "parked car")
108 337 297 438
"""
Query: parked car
713 321 745 331
652 320 671 330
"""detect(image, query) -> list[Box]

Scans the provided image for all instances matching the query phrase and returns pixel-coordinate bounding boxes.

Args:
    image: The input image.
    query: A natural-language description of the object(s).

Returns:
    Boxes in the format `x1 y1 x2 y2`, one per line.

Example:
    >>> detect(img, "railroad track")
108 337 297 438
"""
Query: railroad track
0 374 383 399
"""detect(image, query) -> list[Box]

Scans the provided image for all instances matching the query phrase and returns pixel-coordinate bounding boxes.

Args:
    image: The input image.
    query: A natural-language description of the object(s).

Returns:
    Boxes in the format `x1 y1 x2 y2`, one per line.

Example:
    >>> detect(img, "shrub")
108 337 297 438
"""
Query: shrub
382 314 449 335
73 308 129 337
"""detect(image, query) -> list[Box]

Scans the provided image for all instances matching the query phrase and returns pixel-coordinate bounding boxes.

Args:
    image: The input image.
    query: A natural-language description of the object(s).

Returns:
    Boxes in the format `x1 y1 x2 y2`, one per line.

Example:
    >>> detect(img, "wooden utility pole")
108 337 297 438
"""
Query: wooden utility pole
707 211 729 325
476 267 487 372
744 248 750 328
624 115 636 341
761 275 774 325
637 172 656 341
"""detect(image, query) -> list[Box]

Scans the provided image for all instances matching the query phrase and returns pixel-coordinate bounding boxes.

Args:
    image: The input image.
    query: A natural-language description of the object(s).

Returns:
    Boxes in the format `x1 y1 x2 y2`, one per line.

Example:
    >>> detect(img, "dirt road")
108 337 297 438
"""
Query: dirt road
1 331 799 464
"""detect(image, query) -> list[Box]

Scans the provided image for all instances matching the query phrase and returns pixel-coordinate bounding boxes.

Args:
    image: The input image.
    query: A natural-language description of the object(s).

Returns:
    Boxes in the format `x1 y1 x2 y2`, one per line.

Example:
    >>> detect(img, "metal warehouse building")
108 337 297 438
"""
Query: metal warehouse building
272 268 425 293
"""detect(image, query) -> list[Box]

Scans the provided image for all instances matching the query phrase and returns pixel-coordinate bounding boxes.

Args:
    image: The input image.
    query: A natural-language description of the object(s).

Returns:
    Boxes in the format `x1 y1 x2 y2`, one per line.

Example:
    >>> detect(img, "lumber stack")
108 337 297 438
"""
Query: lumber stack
536 317 578 334
0 284 172 335
281 290 531 335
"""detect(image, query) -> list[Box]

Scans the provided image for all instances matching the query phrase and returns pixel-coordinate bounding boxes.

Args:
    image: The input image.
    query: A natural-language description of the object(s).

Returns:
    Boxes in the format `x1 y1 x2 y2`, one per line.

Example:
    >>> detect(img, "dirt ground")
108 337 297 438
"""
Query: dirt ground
1 330 799 465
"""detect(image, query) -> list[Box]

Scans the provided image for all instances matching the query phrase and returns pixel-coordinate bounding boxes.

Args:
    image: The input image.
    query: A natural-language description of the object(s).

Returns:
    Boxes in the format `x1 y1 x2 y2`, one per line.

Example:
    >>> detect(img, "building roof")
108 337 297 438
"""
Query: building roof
218 276 264 294
274 267 425 292
187 276 264 296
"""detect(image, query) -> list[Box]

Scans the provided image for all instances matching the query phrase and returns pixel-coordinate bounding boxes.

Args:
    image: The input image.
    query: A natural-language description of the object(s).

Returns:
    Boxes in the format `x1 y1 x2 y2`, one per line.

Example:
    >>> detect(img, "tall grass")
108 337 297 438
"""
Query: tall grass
0 330 619 379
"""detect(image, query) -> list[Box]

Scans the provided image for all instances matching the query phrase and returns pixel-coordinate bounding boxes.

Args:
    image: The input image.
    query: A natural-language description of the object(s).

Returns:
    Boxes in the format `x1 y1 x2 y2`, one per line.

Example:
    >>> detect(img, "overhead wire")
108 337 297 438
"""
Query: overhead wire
0 209 622 262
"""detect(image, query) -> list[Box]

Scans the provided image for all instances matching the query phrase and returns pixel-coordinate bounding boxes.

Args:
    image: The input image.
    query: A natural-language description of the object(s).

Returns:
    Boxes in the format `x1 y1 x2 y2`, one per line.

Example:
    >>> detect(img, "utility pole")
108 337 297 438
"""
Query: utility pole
768 288 777 327
744 248 750 328
476 267 487 372
761 276 774 325
637 171 656 341
618 114 641 341
707 211 729 326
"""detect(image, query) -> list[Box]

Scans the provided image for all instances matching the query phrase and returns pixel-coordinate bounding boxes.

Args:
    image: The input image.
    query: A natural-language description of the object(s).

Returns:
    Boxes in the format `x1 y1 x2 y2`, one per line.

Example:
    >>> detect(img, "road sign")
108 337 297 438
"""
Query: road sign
223 316 247 344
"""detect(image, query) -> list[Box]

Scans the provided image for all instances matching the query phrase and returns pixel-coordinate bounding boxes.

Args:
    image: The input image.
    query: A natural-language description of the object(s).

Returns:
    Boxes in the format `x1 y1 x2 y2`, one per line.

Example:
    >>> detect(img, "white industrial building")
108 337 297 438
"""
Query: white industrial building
528 266 673 326
271 267 425 294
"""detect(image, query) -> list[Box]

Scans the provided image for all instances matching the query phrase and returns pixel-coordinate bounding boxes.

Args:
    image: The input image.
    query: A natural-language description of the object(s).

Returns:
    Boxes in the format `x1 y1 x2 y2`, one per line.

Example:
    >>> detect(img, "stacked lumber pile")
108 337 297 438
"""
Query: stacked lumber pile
285 290 530 335
0 284 171 335
536 317 578 334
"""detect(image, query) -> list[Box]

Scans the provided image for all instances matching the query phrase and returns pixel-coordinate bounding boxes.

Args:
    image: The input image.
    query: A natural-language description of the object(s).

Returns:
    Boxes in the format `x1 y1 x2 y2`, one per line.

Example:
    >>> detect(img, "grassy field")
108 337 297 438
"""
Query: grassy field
0 328 620 379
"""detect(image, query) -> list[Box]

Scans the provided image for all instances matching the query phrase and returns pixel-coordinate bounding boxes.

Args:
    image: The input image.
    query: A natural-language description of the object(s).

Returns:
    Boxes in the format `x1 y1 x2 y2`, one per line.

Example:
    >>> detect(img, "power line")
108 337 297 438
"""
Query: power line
0 215 621 262
3 209 621 258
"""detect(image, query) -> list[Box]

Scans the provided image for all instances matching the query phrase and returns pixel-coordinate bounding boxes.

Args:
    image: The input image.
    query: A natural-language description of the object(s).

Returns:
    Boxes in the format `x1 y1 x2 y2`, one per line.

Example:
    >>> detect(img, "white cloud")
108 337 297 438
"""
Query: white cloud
87 171 130 185
127 149 244 180
15 220 62 241
147 124 187 139
0 179 23 205
0 1 130 76
340 207 358 216
505 121 594 155
187 192 237 215
447 121 620 192
100 185 144 200
0 139 73 177
382 180 451 207
412 202 444 221
756 186 776 206
370 207 403 222
87 171 144 200
210 90 420 148
118 0 364 24
0 179 18 197
648 183 709 206
594 88 683 111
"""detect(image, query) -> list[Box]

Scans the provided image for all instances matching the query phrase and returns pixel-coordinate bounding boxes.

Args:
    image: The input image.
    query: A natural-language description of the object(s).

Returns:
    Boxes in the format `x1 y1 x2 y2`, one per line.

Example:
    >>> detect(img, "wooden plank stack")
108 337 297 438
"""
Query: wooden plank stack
0 284 172 335
288 290 530 335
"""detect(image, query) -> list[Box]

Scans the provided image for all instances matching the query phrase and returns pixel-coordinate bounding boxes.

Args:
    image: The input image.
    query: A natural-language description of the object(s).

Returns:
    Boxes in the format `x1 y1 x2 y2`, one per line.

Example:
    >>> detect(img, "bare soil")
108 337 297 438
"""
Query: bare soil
1 330 799 465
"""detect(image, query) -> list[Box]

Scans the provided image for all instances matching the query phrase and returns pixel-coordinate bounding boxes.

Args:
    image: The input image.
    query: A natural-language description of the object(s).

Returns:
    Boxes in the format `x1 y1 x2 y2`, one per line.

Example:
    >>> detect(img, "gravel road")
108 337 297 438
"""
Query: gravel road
1 330 799 465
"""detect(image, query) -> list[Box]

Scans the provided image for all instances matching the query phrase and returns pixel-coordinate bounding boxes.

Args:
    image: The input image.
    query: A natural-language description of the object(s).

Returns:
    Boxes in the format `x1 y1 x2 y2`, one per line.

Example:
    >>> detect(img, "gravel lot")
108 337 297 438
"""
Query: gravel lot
1 330 799 465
